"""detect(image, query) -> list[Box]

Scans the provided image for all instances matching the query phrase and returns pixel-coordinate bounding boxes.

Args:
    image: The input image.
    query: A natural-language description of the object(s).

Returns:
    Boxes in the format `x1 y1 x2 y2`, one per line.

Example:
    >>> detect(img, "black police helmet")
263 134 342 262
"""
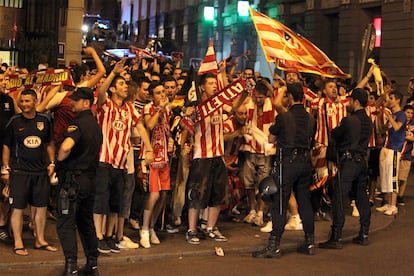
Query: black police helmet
259 175 278 203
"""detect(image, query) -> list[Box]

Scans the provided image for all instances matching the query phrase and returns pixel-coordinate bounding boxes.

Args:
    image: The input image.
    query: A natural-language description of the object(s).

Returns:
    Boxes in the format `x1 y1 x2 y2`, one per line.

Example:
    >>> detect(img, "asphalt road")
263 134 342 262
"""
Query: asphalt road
3 182 413 276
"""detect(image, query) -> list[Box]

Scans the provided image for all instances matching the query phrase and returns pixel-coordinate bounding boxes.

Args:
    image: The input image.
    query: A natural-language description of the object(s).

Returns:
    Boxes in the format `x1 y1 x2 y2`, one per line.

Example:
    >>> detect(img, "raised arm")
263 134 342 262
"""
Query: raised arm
218 59 229 88
356 64 374 89
82 47 106 88
96 58 126 108
273 85 288 113
144 99 169 131
36 85 62 113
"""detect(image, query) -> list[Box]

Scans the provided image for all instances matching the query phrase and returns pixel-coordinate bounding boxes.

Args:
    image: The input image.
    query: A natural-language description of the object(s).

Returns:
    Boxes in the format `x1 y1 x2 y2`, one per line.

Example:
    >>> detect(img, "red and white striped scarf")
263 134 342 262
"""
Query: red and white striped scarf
241 97 276 155
143 103 171 169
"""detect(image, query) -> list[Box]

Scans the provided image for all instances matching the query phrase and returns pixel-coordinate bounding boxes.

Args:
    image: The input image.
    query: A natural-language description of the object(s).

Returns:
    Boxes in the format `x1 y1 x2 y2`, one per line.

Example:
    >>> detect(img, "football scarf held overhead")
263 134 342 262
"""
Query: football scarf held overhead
5 68 74 93
180 78 249 134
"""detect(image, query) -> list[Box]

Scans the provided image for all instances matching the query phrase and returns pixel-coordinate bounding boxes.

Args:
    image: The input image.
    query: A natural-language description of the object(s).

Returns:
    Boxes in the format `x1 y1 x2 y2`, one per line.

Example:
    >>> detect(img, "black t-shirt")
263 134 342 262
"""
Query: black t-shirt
61 110 103 172
4 112 53 173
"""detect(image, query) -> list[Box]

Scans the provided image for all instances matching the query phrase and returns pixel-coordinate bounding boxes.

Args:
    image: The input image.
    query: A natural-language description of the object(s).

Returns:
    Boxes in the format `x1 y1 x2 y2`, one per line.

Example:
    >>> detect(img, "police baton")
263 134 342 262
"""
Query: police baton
279 148 283 216
335 152 343 211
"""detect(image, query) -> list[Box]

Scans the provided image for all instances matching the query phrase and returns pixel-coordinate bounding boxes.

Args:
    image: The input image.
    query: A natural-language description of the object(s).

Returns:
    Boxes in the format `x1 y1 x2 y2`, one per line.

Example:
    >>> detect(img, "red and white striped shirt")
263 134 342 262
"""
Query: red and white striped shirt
312 96 349 146
240 98 276 154
142 103 172 165
193 107 225 159
304 87 318 113
96 98 141 169
365 103 378 148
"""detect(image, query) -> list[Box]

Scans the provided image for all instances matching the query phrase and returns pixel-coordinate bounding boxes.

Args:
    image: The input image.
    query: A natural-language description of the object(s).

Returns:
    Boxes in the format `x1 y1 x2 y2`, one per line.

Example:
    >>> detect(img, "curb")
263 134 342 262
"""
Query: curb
0 211 396 269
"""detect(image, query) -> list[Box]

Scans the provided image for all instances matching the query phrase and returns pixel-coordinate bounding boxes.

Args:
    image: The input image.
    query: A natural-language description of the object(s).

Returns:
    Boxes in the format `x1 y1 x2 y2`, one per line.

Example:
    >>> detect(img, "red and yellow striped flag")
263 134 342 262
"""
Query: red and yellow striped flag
250 8 350 78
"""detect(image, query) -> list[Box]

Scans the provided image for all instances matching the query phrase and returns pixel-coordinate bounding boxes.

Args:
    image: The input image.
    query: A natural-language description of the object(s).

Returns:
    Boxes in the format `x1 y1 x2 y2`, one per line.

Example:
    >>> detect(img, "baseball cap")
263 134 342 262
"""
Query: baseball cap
69 87 94 104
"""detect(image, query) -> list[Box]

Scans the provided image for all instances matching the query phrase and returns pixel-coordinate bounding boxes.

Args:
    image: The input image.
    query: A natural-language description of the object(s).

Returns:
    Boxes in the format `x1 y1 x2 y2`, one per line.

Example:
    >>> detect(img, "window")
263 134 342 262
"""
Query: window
0 0 23 8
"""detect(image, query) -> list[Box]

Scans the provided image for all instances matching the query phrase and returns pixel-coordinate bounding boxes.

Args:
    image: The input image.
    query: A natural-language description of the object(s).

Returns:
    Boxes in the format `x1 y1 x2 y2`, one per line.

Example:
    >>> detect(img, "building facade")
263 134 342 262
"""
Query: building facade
0 0 413 86
0 0 119 71
124 0 414 86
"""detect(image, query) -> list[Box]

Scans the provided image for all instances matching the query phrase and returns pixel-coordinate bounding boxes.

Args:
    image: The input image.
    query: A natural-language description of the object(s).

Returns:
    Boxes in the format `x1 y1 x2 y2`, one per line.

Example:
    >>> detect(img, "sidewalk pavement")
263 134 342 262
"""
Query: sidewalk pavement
0 204 395 270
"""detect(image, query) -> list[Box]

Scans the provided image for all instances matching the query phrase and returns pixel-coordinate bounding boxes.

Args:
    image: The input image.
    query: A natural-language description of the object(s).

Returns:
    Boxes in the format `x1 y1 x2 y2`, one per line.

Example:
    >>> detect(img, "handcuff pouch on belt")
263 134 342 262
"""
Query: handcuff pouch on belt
279 148 309 163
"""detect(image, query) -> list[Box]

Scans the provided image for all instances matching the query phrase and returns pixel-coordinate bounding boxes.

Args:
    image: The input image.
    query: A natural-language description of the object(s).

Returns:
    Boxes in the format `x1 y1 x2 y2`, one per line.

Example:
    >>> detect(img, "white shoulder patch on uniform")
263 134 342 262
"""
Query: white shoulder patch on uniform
67 125 78 132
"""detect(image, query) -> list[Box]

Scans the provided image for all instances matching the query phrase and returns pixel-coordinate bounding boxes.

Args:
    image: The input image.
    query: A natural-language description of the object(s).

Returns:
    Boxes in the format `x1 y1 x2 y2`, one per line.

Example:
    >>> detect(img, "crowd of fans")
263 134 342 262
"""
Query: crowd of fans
0 46 413 273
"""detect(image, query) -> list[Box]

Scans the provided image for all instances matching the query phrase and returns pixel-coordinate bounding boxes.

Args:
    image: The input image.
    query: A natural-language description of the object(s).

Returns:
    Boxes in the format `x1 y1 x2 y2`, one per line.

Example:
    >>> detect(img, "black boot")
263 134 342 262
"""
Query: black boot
63 259 78 276
352 226 369 246
319 226 343 249
78 258 99 276
252 235 281 258
297 233 315 255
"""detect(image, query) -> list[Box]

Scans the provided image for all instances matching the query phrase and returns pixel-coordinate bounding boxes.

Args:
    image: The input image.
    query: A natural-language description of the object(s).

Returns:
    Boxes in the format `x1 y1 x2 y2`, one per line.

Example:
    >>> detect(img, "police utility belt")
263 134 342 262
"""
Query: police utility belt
278 148 310 161
339 151 364 162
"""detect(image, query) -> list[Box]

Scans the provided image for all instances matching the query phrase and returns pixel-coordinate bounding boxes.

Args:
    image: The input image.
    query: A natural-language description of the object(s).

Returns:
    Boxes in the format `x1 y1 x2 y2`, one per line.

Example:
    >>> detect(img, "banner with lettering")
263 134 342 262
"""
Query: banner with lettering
180 78 249 134
5 68 75 93
197 78 247 120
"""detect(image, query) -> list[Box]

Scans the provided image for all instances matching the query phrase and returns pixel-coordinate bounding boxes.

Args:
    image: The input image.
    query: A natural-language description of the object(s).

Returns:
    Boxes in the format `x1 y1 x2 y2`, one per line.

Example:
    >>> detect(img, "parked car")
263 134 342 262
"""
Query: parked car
82 14 115 46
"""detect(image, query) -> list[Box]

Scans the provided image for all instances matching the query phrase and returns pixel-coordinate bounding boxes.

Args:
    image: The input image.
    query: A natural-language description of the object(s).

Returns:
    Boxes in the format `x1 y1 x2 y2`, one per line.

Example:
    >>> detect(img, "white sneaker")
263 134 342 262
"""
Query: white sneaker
253 213 264 226
129 219 140 230
352 206 360 217
285 215 303 230
149 228 160 245
243 211 256 224
376 204 390 213
117 236 139 249
140 230 151 248
166 224 179 234
384 205 398 216
260 221 272 233
231 205 241 215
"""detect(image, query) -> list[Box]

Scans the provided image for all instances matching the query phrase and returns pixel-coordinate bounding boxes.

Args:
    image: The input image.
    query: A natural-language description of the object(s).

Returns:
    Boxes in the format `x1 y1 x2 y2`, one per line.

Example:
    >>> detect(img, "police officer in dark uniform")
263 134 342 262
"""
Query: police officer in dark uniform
319 88 372 249
56 87 103 275
0 69 15 245
253 82 316 258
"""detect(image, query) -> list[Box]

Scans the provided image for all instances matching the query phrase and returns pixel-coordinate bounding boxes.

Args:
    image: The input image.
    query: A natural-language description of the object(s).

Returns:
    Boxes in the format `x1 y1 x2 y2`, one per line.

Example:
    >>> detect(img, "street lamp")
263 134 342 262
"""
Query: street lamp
204 6 215 22
203 5 216 47
237 1 249 17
